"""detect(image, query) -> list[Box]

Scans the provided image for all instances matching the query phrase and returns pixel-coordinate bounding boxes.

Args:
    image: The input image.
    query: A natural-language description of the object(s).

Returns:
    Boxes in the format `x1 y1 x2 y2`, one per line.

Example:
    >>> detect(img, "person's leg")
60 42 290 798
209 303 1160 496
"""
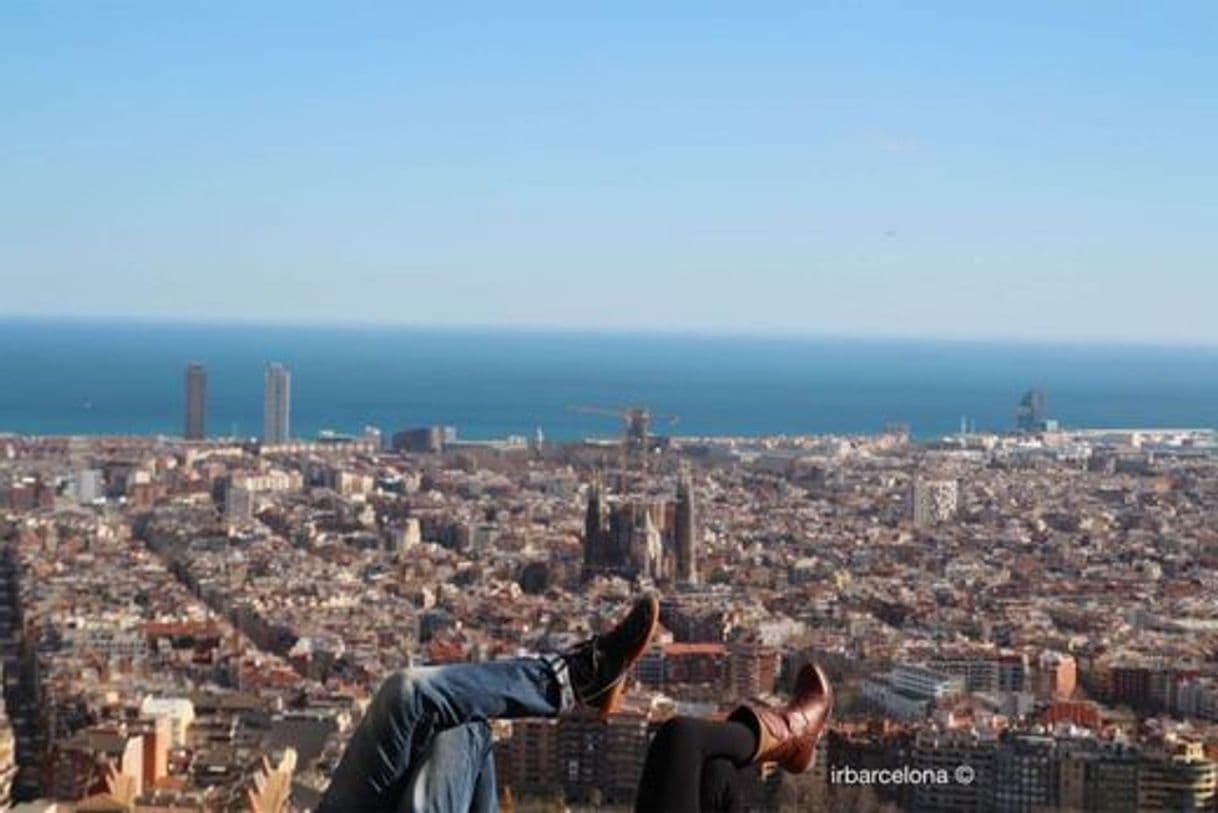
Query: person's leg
395 722 498 813
320 596 660 812
700 757 749 813
320 656 571 812
469 734 498 813
634 716 757 813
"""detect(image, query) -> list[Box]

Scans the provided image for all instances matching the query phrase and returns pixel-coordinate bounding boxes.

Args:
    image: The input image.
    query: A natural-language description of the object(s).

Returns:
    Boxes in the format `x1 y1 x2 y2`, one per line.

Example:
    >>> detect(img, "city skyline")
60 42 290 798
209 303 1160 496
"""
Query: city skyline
5 318 1217 443
6 418 1218 809
4 3 1217 343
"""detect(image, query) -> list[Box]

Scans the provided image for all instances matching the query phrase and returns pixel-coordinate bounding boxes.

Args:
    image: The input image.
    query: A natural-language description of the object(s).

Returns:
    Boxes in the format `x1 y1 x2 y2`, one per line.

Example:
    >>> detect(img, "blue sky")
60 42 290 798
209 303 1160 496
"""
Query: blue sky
2 2 1215 342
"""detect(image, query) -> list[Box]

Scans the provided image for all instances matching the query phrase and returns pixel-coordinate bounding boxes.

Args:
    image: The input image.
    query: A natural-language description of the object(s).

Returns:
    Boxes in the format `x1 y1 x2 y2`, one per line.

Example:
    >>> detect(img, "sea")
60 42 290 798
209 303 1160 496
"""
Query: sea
1 318 1216 441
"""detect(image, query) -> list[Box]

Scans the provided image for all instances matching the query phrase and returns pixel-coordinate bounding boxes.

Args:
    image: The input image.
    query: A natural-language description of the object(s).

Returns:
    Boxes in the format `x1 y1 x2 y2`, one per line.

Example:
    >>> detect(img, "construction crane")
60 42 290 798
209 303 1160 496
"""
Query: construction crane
569 405 678 453
572 405 672 486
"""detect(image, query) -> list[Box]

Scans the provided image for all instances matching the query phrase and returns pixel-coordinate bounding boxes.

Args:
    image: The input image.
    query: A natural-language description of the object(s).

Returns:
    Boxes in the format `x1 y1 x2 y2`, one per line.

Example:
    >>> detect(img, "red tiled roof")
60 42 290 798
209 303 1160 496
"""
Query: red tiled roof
662 643 727 657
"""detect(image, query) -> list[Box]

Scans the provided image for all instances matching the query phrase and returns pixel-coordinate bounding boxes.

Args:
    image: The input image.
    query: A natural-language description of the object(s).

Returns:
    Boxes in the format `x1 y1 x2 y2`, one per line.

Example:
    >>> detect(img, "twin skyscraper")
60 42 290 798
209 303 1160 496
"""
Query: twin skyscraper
261 363 291 444
184 363 207 440
183 362 291 443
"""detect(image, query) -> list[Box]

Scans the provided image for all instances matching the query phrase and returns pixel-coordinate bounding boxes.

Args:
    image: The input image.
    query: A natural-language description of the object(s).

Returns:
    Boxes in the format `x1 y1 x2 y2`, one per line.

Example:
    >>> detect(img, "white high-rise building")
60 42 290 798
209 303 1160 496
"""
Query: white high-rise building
911 478 959 527
262 363 291 444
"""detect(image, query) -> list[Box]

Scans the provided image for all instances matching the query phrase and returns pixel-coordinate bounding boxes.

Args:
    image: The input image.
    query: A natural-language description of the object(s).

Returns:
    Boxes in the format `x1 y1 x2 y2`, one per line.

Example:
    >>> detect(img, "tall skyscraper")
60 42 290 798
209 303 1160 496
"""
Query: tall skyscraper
184 363 207 440
262 363 291 444
675 469 699 584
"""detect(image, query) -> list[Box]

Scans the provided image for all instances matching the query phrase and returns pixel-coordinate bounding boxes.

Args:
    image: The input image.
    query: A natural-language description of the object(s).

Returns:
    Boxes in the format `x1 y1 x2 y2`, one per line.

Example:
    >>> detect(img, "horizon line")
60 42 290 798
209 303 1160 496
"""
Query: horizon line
3 311 1218 352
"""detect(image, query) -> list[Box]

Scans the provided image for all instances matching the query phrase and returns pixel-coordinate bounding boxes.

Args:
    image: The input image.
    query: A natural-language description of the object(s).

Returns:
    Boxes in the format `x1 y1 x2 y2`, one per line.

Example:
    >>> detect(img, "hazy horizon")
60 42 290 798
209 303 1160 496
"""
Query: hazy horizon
7 311 1218 351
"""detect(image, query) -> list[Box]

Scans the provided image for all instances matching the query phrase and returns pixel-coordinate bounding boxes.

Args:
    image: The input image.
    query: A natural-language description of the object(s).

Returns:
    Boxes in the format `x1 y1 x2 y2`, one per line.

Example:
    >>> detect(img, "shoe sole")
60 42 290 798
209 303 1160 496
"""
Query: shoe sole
593 595 660 718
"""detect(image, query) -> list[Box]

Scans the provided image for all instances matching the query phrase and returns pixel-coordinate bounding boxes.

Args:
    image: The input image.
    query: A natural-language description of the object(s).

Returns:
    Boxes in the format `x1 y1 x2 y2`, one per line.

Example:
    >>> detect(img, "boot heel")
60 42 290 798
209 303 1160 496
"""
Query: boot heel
599 679 627 718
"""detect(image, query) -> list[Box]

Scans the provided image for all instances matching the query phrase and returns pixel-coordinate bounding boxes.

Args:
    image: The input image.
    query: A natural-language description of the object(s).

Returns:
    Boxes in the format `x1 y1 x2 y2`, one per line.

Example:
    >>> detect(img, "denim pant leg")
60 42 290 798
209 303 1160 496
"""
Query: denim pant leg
320 656 572 812
396 722 498 813
469 733 498 813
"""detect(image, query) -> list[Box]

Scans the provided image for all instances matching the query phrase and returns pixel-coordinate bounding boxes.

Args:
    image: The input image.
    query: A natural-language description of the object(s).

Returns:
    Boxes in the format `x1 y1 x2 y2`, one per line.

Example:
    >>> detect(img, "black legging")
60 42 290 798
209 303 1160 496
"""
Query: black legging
635 716 758 813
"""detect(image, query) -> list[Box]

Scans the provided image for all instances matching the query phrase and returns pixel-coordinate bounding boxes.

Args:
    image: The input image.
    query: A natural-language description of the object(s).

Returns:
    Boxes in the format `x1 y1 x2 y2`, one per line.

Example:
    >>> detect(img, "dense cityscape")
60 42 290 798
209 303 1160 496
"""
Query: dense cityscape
1 363 1217 811
8 0 1216 808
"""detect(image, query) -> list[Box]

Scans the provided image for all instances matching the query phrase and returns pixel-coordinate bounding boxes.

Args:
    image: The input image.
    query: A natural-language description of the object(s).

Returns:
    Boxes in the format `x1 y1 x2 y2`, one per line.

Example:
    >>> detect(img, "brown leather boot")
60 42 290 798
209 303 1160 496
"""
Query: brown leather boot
727 662 833 773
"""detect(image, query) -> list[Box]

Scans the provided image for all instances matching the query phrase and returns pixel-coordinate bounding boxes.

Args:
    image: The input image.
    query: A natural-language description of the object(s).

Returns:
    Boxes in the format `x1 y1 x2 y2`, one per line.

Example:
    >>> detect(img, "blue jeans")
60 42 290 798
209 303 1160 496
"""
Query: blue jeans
319 655 574 813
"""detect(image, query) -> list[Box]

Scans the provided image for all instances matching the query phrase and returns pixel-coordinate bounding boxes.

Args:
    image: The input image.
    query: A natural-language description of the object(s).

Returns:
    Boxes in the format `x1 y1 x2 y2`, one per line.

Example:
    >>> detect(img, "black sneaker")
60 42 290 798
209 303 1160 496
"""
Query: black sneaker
563 594 660 716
